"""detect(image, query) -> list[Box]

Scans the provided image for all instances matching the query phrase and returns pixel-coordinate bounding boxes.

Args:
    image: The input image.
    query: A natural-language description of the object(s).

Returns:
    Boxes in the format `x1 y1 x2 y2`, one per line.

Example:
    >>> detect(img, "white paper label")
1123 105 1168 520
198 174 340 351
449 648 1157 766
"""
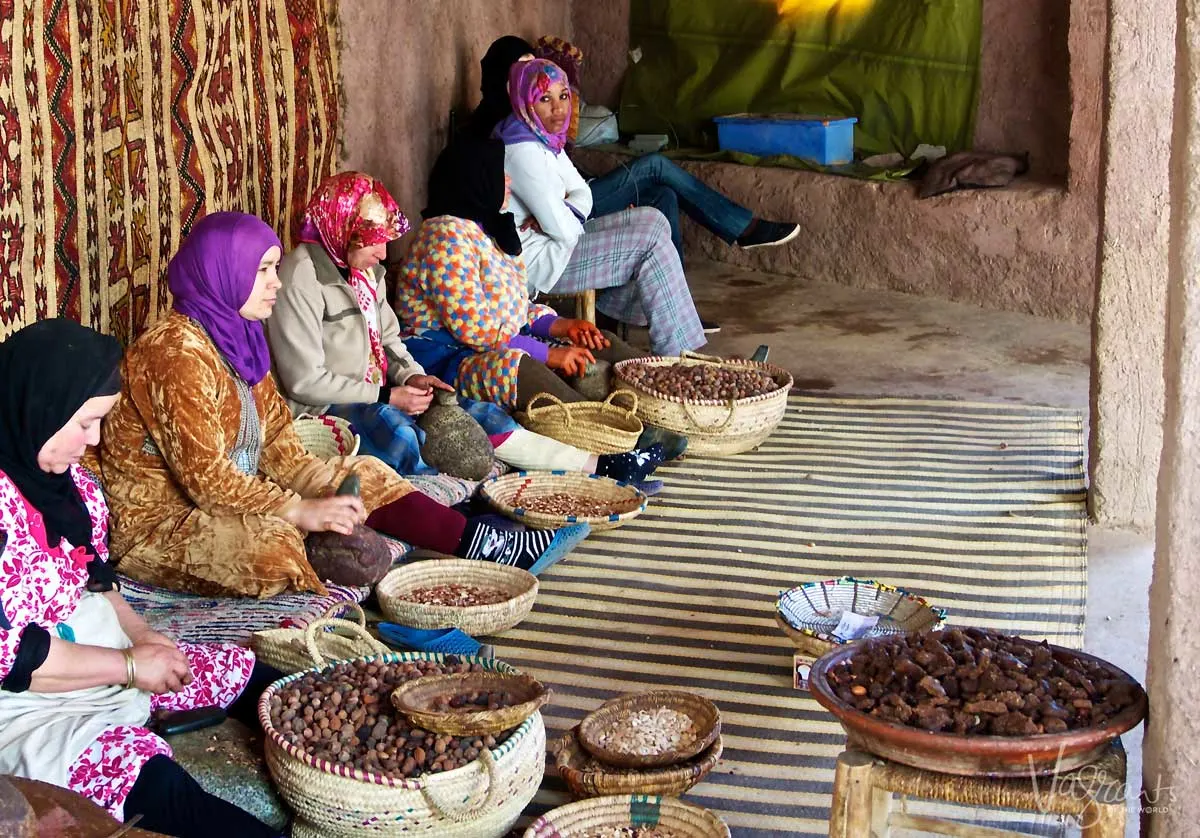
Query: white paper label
831 611 879 642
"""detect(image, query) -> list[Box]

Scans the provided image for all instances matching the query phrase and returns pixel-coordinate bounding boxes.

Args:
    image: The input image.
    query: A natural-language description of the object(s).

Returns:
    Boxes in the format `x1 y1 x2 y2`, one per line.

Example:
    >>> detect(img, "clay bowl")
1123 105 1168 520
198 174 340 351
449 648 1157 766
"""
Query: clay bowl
808 637 1147 777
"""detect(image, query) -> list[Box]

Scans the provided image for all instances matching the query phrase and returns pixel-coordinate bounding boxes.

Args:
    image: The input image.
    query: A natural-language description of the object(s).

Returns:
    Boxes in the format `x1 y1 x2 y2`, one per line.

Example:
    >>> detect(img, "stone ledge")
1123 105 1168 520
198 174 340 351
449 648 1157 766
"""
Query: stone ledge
573 148 1094 323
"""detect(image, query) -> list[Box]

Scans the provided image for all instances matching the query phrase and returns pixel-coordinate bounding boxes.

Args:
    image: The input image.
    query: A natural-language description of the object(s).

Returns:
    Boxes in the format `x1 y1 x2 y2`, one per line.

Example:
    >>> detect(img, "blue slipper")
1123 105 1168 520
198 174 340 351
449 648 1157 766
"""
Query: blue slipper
527 522 591 577
632 479 664 497
376 623 482 656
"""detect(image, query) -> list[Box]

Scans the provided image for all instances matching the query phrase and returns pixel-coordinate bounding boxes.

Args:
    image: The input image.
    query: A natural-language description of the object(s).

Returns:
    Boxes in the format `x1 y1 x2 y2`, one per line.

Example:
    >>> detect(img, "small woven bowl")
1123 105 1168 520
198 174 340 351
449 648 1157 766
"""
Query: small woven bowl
294 414 361 458
578 691 722 769
776 576 948 657
376 559 538 637
524 795 730 838
390 671 550 737
481 470 648 532
554 725 723 798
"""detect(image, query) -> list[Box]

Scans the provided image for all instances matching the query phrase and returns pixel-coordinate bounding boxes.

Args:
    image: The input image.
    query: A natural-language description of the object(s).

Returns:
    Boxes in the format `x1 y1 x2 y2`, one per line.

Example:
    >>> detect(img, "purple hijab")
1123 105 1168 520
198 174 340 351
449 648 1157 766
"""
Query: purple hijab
168 212 282 384
493 59 571 153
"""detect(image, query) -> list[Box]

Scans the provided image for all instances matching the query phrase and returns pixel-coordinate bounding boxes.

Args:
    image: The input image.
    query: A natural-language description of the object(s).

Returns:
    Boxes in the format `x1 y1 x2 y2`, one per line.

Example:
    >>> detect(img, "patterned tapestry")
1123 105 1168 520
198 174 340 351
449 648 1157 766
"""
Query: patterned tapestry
0 0 342 342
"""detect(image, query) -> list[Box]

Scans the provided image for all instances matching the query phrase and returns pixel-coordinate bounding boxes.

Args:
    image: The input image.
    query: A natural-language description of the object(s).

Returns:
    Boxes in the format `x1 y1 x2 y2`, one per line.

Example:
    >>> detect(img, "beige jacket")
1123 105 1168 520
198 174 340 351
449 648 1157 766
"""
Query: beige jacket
268 243 424 416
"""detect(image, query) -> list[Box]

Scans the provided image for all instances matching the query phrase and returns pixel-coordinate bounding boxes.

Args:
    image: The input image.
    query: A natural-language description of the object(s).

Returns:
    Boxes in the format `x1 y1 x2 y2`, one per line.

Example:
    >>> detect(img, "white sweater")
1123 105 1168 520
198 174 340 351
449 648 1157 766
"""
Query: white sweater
503 141 594 295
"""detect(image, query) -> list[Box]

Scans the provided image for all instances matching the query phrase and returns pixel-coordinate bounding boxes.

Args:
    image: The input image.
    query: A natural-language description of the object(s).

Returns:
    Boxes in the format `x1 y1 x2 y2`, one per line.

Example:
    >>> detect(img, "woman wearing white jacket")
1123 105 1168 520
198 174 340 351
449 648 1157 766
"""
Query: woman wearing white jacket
496 59 707 357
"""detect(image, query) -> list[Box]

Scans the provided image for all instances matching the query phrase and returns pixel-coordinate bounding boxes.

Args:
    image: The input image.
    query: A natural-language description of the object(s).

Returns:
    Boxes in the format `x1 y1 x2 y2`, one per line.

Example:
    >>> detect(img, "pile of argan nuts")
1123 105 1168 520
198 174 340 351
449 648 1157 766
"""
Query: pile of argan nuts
401 584 509 608
267 657 513 778
430 689 520 713
622 361 780 401
595 707 699 757
519 492 640 518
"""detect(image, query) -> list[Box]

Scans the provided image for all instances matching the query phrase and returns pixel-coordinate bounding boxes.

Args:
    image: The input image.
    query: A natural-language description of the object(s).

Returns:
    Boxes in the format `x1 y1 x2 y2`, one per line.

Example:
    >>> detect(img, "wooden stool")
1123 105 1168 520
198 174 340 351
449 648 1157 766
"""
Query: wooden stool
544 290 597 325
828 742 1127 838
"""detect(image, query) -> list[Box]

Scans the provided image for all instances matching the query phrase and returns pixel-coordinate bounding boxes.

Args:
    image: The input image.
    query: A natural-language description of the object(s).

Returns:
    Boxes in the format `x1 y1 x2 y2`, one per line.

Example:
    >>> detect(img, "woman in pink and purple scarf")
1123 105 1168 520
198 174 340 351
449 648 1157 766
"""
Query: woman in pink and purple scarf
494 58 707 357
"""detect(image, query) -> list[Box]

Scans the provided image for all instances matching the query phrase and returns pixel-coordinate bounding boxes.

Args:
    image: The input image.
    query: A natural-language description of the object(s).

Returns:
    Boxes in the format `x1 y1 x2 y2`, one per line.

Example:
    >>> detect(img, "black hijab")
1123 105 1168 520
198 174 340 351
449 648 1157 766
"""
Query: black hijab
0 319 122 583
423 136 523 257
466 35 535 138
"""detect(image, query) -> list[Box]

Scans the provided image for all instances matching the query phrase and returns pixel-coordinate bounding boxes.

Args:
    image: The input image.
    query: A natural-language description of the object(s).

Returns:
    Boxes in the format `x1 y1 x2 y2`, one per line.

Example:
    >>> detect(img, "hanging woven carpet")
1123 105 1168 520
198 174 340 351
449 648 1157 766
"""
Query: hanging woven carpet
0 0 342 342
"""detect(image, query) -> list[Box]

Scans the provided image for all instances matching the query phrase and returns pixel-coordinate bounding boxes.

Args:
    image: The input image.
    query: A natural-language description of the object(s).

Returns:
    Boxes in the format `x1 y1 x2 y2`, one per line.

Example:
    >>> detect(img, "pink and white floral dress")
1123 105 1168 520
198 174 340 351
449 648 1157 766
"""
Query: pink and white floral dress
0 465 256 820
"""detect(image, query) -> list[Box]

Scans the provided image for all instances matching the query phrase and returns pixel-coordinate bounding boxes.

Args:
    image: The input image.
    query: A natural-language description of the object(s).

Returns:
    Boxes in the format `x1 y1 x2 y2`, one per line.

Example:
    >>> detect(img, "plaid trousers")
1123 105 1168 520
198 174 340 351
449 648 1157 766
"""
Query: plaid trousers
545 207 705 355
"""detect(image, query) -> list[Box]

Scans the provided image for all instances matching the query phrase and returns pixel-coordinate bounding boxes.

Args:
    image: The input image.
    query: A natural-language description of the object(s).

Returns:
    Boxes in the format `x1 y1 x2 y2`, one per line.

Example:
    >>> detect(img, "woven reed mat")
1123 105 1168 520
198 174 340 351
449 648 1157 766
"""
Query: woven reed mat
497 395 1088 837
120 576 371 647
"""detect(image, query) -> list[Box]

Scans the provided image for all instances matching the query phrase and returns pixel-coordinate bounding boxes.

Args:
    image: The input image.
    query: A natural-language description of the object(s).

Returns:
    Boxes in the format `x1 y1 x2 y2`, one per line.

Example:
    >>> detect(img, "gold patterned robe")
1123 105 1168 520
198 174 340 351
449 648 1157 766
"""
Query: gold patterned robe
95 313 412 598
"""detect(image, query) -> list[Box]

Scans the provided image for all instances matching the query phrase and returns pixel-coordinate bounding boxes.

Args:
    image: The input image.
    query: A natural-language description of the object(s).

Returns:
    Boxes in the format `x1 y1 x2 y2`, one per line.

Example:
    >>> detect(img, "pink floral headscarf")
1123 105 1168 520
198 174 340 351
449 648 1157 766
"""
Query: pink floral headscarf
298 172 410 386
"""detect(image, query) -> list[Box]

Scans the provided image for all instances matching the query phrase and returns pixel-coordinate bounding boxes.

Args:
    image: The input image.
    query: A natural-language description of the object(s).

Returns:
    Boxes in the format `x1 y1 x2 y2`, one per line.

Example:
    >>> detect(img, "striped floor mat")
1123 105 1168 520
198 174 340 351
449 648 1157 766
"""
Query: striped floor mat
495 395 1088 837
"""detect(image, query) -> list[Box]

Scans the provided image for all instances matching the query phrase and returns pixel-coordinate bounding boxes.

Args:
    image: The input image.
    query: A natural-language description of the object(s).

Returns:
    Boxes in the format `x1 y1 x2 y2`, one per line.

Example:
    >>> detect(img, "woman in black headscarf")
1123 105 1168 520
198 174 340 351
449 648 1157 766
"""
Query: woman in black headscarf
0 319 285 837
464 35 536 138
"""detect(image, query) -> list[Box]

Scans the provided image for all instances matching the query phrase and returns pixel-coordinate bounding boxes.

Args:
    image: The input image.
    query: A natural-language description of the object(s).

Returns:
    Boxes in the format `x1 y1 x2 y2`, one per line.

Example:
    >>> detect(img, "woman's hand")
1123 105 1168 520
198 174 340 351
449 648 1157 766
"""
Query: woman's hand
405 374 455 393
127 627 178 650
282 496 367 535
549 318 610 350
520 217 544 235
131 643 193 695
546 346 596 377
389 384 435 416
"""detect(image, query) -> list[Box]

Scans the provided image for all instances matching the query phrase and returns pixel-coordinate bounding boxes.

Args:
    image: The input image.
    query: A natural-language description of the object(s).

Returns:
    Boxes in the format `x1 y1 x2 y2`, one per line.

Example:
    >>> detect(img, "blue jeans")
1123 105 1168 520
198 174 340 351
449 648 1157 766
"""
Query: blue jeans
588 153 754 266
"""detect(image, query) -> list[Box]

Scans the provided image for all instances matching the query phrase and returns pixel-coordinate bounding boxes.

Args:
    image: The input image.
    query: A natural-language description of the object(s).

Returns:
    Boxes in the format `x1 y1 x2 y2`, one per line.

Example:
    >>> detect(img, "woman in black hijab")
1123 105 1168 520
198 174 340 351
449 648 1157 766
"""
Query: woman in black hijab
0 319 285 838
465 35 535 138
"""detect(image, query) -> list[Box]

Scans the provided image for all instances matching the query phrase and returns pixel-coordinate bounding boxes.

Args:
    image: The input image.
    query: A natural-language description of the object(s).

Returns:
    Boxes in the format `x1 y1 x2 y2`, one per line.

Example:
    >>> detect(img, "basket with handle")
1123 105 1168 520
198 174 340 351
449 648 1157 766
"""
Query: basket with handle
613 351 793 457
481 471 647 532
516 391 642 455
524 795 730 838
259 649 546 838
294 413 361 458
251 602 389 674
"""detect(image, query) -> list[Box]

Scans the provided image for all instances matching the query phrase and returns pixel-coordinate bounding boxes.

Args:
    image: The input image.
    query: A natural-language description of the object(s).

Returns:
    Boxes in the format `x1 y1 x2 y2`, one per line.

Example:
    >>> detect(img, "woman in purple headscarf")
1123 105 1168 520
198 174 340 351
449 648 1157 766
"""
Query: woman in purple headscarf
96 212 590 598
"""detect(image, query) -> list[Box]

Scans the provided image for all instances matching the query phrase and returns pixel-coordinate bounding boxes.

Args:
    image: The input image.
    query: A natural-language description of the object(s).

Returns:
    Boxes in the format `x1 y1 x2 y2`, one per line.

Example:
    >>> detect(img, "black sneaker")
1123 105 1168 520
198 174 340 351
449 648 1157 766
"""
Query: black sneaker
736 220 801 250
701 318 722 334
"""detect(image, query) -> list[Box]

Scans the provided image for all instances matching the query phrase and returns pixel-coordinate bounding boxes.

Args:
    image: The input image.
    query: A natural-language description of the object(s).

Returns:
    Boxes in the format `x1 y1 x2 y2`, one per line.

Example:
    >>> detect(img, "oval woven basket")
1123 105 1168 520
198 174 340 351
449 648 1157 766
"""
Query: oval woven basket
554 726 723 799
613 352 793 457
524 795 730 838
376 560 538 636
391 671 551 737
259 651 546 838
294 413 361 458
776 577 949 658
578 691 722 769
481 471 647 532
516 391 643 455
252 602 389 674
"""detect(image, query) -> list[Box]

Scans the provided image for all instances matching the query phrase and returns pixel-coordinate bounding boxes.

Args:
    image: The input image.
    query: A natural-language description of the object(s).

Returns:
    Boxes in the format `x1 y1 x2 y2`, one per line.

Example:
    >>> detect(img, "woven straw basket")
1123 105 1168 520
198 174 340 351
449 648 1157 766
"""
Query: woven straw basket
516 391 642 454
613 352 793 457
524 795 730 838
391 671 551 737
259 651 545 838
294 413 361 458
481 471 647 532
578 691 722 769
554 726 723 799
376 560 538 636
776 576 948 657
252 602 388 674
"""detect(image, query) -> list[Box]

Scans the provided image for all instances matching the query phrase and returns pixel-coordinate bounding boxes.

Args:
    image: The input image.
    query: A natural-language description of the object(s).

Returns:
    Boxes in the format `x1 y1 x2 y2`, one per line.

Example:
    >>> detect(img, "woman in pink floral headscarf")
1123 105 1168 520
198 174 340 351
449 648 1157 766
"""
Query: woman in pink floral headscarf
268 172 452 475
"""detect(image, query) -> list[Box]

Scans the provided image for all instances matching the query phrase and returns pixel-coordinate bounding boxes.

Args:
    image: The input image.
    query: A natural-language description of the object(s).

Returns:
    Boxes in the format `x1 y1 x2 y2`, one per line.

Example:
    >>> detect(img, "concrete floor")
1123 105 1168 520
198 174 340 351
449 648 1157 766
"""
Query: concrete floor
665 260 1153 835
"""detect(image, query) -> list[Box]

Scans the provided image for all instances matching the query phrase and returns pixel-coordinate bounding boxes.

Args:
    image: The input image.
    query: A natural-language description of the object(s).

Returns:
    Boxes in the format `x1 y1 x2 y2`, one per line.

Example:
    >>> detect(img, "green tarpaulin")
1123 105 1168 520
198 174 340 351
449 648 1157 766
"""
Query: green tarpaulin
618 0 982 157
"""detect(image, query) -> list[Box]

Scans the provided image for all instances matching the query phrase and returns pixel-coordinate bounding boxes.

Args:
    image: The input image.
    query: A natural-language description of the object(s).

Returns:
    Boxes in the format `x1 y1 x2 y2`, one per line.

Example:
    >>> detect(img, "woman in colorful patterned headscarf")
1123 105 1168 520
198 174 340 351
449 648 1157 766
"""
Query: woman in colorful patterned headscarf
533 35 583 145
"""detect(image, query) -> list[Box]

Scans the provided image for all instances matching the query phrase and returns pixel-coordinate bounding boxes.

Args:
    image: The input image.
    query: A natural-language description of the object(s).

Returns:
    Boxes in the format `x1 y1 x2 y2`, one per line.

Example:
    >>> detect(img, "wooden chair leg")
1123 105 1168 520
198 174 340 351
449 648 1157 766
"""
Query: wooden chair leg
577 290 596 325
829 750 876 838
870 787 892 838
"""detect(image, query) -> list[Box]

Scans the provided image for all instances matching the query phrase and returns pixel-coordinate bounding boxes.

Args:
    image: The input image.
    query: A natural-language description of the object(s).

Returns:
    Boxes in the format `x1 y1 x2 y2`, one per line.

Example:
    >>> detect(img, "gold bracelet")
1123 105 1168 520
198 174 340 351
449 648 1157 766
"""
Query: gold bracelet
122 648 136 690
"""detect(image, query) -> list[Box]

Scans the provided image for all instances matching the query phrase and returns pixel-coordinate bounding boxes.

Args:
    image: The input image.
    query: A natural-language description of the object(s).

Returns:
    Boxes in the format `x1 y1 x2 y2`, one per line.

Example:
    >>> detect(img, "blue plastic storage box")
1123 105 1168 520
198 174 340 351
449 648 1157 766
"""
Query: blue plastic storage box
714 114 858 165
